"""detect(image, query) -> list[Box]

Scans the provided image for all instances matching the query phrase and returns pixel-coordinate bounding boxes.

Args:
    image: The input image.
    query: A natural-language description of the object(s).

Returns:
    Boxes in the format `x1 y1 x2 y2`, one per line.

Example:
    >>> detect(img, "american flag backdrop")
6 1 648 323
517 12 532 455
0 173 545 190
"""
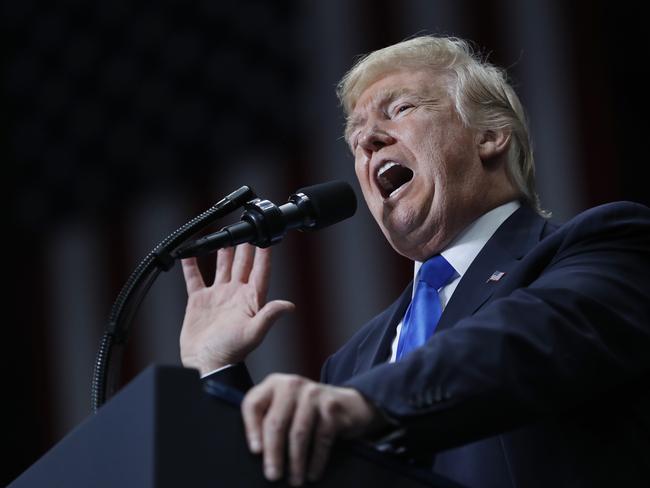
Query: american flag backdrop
4 0 646 484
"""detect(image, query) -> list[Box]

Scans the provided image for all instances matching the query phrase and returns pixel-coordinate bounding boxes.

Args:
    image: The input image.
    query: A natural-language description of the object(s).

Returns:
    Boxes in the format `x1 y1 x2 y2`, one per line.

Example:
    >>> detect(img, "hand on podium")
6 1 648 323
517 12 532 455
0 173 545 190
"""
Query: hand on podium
242 374 390 487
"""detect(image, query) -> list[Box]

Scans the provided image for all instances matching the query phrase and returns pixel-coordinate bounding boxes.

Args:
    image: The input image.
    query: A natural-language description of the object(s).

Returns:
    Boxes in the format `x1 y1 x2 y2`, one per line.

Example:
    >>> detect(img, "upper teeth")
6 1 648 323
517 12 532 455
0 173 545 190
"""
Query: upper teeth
377 161 399 177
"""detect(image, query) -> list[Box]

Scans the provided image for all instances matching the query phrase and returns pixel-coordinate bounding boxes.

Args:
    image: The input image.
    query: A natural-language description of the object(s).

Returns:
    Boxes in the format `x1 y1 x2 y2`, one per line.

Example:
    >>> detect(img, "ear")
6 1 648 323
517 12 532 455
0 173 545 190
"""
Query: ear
477 129 511 162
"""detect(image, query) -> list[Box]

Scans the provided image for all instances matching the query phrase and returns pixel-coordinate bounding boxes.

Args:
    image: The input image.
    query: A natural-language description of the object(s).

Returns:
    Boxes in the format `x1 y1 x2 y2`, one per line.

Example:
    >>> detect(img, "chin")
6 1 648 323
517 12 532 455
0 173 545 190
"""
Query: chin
382 202 423 234
382 225 420 258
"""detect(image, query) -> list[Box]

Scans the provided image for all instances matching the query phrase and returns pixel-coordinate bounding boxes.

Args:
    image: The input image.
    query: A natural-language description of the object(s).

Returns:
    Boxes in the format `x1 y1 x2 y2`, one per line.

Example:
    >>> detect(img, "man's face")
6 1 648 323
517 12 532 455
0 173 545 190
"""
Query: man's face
347 69 501 261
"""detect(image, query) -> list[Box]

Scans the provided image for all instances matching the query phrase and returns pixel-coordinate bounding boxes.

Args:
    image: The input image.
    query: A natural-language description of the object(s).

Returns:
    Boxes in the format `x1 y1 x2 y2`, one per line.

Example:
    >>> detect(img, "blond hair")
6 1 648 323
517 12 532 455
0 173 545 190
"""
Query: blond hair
337 36 542 213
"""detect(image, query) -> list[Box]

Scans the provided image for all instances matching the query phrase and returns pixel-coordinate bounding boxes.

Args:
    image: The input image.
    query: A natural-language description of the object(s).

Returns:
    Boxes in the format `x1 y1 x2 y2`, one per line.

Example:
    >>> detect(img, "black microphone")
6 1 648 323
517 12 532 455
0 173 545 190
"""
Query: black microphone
174 180 357 258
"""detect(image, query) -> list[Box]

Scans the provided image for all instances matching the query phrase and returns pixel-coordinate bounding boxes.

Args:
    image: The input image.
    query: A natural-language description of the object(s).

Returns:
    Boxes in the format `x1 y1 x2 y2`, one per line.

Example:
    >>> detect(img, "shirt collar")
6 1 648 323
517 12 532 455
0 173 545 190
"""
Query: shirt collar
414 200 521 281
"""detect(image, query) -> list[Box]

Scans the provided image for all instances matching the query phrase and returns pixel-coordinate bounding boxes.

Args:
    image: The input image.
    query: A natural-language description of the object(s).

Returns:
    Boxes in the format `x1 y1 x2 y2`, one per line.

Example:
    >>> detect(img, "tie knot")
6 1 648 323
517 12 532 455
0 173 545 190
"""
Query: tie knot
418 255 457 290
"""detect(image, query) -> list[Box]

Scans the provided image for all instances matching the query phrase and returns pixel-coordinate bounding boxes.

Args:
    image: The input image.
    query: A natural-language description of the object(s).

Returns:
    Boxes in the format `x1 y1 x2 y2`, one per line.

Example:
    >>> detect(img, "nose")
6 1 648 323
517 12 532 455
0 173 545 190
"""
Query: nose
358 126 396 155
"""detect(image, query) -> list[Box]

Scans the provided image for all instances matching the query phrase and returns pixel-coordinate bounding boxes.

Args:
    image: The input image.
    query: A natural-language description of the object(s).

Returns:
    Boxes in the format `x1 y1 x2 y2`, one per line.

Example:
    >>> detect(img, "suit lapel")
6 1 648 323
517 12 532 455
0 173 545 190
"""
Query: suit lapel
353 284 412 375
436 205 549 333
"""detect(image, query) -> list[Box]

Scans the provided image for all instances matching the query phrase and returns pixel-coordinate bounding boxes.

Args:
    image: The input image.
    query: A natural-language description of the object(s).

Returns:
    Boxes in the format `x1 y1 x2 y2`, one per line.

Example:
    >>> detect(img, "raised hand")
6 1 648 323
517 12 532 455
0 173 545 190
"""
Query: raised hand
179 244 295 375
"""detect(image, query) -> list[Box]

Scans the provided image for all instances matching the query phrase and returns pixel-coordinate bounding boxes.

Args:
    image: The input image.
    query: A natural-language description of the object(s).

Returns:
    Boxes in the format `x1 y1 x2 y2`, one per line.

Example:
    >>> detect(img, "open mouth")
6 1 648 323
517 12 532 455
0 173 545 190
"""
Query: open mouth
376 161 414 199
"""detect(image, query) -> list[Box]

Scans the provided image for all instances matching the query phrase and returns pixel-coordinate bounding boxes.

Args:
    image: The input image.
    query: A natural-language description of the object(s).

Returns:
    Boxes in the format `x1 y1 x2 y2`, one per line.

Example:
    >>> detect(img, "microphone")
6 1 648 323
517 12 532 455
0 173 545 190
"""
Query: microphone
174 180 357 258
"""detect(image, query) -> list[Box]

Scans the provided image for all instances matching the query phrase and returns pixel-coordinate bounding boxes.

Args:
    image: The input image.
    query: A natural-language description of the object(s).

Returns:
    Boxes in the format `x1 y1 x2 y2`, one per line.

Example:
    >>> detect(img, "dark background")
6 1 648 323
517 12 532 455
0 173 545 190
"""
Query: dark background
4 0 647 484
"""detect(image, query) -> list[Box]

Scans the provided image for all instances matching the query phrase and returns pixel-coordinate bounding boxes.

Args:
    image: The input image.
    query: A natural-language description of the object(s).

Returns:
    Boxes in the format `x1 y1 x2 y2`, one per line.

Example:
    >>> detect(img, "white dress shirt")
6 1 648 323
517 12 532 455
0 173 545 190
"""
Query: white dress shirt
388 201 520 362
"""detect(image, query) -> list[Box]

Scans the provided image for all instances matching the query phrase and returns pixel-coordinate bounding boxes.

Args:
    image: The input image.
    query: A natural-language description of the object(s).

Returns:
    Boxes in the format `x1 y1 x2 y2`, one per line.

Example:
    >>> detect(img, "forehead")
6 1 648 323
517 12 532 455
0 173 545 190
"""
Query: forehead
351 69 448 114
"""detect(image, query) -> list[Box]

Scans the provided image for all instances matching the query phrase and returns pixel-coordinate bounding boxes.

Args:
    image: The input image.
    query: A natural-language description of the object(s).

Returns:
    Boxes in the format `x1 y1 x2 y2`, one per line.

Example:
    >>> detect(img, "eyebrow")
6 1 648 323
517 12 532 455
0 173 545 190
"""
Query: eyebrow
345 87 419 142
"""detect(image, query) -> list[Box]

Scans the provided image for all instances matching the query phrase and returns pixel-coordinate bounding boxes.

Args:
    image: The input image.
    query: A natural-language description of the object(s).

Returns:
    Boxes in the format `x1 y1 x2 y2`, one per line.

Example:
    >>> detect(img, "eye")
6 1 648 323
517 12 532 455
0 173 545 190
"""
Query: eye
393 103 414 117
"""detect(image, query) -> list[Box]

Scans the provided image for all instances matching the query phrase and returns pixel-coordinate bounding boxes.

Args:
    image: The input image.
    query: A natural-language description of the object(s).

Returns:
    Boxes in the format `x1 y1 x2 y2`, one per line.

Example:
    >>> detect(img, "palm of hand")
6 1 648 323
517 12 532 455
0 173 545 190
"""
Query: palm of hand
179 245 294 375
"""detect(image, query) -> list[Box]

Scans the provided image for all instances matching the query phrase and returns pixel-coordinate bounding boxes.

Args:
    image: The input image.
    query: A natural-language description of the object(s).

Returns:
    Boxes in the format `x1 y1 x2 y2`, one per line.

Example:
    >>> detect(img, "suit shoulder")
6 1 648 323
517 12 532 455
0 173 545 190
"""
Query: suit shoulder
572 201 650 223
555 201 650 239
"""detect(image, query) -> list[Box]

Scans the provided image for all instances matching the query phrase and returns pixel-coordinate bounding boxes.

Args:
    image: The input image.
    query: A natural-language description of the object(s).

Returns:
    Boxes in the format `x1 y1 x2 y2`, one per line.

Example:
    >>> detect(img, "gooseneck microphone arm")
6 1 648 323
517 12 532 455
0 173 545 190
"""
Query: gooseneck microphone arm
91 185 256 413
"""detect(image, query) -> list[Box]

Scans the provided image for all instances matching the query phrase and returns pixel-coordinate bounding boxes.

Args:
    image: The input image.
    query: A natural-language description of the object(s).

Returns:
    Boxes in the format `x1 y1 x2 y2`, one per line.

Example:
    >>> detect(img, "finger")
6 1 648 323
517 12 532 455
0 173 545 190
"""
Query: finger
288 387 319 486
232 244 256 283
307 416 337 482
214 247 235 283
242 384 273 455
251 247 272 299
261 383 299 481
180 258 205 295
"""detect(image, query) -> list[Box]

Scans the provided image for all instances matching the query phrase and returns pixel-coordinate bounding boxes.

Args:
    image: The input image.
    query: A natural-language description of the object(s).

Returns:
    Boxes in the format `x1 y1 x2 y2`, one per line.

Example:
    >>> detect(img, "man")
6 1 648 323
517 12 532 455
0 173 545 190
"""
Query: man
179 36 650 487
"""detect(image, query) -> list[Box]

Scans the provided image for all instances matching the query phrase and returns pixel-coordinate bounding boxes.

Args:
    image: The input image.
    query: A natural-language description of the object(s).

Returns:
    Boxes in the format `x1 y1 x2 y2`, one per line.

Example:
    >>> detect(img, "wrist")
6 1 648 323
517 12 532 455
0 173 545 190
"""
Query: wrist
200 363 235 378
181 353 233 377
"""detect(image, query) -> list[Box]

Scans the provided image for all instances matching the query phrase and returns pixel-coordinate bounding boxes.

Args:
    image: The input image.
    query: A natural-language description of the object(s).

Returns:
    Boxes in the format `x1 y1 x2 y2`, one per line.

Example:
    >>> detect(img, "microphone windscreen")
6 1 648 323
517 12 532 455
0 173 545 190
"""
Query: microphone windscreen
296 180 357 230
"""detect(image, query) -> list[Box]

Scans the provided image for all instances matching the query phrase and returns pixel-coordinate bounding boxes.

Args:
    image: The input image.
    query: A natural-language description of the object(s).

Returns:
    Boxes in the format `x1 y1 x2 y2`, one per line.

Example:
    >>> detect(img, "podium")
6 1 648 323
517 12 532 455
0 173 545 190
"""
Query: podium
10 366 463 487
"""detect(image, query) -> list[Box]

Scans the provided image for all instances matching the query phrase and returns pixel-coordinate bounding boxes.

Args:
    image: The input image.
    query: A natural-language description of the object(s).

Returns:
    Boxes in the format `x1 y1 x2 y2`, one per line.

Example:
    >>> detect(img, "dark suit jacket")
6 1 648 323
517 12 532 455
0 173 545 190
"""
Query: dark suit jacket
323 202 650 487
205 201 650 487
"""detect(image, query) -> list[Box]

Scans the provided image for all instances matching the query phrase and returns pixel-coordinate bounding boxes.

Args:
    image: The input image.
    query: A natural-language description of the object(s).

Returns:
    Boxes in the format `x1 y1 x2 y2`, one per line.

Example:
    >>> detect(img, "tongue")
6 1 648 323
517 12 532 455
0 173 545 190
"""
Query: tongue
378 165 414 198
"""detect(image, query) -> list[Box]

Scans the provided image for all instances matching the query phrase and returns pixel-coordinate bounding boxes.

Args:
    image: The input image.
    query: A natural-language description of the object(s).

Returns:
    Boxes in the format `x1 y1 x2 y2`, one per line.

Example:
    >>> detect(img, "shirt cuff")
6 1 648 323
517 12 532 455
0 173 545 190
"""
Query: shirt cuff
200 363 235 379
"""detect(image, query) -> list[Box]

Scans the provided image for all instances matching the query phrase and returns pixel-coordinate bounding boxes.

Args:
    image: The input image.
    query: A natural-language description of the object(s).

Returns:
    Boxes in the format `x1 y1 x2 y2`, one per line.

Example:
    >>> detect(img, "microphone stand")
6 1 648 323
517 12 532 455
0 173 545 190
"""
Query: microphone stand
91 186 256 413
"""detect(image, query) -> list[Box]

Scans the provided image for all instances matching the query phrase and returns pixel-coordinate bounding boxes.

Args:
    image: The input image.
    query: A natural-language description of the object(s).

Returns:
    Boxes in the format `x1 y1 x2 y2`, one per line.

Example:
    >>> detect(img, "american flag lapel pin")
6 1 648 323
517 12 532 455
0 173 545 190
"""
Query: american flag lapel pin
486 270 506 283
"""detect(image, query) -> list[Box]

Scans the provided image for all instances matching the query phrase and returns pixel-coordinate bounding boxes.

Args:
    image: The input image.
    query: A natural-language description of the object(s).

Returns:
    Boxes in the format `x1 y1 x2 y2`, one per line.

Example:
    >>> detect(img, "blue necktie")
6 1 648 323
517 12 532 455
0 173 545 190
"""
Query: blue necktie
396 255 457 360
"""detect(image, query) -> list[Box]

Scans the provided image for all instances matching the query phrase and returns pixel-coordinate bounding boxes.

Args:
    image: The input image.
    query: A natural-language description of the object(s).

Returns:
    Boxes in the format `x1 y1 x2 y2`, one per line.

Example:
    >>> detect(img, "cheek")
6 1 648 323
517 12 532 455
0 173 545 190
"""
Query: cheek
354 158 363 179
354 160 382 213
354 158 371 188
354 161 374 203
414 138 443 181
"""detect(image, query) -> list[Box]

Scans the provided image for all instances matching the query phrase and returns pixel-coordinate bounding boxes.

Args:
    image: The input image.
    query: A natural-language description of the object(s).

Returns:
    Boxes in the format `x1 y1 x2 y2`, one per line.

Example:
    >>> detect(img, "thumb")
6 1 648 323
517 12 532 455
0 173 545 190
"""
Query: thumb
258 300 295 324
251 300 296 344
253 300 295 336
